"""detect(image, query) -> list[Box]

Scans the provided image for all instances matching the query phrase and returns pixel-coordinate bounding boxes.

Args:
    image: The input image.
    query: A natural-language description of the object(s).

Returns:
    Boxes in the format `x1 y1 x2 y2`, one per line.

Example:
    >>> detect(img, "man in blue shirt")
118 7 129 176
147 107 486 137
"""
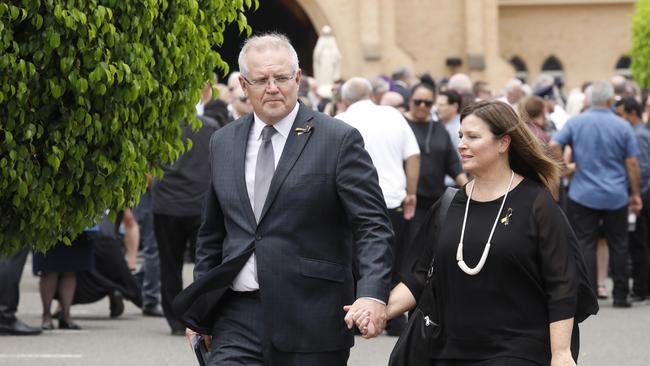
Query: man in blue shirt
551 80 642 308
616 97 650 302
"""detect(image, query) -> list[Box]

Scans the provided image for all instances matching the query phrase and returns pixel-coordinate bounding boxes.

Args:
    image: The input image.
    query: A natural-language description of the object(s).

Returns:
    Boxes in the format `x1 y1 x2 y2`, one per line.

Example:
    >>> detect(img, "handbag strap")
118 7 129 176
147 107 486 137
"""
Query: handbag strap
426 187 459 280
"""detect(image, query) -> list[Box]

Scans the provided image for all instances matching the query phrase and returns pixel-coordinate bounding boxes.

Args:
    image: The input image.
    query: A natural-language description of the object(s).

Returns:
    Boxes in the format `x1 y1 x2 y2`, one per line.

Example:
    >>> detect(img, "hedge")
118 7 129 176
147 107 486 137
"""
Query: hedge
631 0 650 89
0 0 257 254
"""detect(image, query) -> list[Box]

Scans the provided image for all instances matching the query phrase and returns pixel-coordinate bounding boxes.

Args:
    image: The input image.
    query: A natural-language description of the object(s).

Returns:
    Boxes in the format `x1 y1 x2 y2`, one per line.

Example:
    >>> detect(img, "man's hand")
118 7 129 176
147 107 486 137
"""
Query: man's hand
186 328 211 350
630 194 643 215
343 298 386 338
403 195 416 220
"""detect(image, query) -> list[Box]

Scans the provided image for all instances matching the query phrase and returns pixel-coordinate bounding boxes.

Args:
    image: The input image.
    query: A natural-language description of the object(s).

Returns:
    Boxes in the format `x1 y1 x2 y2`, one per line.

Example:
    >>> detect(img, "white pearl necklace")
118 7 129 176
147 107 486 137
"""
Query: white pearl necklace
456 171 515 276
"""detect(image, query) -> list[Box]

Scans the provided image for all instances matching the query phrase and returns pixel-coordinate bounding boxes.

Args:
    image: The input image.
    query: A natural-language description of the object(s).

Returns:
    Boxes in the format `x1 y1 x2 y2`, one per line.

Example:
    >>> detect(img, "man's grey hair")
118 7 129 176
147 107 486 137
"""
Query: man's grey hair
589 80 614 107
341 77 372 104
238 33 299 77
392 67 410 81
371 77 389 95
504 78 523 93
611 75 626 95
448 73 472 94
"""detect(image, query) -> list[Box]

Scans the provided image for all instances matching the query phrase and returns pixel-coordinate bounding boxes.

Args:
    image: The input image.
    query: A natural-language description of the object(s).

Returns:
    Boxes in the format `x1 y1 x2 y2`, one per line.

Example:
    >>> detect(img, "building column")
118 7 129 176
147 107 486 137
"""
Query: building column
464 0 513 89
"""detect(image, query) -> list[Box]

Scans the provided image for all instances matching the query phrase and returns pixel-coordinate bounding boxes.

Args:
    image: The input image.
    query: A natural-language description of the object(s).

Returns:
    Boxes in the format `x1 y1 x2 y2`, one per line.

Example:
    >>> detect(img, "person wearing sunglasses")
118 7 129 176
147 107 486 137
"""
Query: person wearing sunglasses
403 83 468 248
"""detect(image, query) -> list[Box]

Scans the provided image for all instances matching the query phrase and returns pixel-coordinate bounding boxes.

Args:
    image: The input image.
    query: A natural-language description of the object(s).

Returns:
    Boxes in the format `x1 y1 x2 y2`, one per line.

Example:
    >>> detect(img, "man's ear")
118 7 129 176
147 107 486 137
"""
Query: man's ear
295 69 303 85
238 76 248 97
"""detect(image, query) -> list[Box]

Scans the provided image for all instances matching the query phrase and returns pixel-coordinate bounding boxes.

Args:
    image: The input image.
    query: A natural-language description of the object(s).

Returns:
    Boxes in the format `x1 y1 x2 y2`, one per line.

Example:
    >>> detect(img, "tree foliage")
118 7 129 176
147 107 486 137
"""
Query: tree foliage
0 0 257 255
631 0 650 89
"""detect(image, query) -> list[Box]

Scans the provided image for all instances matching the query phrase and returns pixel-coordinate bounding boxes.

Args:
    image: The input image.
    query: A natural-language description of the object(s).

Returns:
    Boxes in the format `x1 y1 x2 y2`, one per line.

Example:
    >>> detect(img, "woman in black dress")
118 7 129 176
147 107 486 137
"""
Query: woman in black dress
33 232 95 330
349 100 598 365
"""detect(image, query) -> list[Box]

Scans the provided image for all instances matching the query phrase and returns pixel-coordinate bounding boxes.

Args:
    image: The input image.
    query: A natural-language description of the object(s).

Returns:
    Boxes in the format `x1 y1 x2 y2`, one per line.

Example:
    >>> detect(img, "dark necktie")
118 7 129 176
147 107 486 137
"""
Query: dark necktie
253 125 277 222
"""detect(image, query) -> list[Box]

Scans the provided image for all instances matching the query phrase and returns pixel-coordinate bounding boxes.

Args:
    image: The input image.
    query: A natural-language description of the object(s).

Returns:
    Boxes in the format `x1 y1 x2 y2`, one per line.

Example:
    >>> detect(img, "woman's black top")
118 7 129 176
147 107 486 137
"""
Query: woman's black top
402 179 597 364
406 118 463 209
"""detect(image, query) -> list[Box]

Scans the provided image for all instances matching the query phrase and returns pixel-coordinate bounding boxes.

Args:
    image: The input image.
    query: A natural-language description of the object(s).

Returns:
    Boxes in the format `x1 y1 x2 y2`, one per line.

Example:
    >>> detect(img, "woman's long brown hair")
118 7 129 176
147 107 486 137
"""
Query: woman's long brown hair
460 100 560 196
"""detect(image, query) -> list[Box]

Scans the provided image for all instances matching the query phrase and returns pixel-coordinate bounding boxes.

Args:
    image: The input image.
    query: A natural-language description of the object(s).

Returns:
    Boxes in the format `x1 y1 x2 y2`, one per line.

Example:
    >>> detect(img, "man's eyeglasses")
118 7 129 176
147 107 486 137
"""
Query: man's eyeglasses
241 74 295 89
412 99 434 107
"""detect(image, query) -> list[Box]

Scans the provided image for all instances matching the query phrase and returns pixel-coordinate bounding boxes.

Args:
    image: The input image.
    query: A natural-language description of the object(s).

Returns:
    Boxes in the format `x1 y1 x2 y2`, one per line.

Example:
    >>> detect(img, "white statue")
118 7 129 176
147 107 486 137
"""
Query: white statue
313 25 341 98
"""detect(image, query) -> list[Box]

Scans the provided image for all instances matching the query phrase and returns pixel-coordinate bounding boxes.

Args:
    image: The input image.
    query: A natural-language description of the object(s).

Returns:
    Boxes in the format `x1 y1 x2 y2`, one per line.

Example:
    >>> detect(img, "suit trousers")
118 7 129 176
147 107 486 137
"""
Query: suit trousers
568 199 629 302
211 291 350 366
0 248 29 323
154 213 201 331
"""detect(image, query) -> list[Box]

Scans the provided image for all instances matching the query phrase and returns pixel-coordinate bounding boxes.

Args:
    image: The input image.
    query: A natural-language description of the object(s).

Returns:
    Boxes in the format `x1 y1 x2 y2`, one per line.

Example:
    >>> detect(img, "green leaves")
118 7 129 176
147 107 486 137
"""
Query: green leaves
0 0 258 255
631 0 650 89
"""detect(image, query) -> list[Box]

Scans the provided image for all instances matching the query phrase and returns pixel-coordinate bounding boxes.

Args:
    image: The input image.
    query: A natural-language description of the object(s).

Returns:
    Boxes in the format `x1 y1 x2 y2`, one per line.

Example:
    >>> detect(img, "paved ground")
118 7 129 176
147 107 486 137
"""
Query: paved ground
1 256 650 365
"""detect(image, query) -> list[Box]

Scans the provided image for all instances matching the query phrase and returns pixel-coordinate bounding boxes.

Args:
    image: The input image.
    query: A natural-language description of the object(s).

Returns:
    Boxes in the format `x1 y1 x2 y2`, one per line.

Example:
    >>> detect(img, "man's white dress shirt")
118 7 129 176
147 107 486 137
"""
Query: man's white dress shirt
231 103 300 291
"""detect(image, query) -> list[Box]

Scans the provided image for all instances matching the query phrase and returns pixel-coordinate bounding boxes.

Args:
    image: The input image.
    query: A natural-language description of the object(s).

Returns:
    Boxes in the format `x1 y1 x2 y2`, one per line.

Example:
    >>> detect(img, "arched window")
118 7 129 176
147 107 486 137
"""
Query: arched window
510 56 528 83
541 55 564 79
615 55 632 77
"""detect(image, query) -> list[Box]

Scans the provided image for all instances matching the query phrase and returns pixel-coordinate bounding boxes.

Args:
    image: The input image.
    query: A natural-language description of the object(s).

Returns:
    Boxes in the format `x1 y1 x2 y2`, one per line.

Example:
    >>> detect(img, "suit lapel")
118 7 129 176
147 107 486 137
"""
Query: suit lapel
258 104 314 223
233 115 257 230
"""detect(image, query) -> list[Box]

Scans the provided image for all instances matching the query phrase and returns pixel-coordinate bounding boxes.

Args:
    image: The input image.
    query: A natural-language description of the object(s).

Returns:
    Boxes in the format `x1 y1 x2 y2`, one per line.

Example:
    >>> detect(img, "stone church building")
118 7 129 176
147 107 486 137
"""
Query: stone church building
218 0 636 90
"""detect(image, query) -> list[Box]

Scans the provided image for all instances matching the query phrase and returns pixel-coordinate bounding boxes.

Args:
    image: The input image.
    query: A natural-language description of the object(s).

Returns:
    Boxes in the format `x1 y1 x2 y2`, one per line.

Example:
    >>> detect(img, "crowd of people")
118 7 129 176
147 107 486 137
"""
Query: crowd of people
2 31 650 366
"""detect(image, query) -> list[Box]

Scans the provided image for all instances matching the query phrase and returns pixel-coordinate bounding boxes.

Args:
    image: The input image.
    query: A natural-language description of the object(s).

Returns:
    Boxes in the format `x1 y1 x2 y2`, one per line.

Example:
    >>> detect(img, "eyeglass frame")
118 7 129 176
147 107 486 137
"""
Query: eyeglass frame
241 73 297 89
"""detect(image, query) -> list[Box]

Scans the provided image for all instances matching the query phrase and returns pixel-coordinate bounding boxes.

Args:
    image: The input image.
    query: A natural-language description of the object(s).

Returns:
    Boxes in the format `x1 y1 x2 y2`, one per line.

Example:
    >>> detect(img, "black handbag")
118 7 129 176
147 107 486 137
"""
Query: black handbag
388 187 457 366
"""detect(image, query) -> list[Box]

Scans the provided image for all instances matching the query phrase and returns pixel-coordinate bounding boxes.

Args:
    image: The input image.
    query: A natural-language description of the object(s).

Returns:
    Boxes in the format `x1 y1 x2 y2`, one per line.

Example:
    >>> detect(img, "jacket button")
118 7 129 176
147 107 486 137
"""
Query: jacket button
255 235 262 241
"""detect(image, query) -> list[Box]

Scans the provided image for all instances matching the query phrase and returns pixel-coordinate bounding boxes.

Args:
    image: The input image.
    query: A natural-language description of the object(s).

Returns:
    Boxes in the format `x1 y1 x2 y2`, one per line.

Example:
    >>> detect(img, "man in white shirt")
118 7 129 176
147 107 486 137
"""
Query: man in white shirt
337 77 420 336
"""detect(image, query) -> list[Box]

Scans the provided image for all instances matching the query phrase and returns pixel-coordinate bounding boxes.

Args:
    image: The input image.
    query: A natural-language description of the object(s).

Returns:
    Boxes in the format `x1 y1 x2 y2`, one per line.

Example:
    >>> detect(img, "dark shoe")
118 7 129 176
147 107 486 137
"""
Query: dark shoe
171 328 185 336
385 314 407 336
142 305 164 317
109 290 125 318
0 319 42 335
613 300 632 308
58 318 81 330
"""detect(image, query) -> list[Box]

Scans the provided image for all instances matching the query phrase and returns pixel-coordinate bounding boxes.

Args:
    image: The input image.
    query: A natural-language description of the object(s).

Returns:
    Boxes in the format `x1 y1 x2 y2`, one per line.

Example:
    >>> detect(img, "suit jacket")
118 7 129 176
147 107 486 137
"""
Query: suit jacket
174 103 393 352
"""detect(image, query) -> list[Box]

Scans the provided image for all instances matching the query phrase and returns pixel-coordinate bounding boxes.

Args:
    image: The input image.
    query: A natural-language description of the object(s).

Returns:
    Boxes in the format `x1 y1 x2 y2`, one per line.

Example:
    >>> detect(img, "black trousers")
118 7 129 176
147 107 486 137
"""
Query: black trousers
0 248 29 323
210 291 349 366
153 213 201 331
568 199 629 301
630 191 650 297
387 207 407 287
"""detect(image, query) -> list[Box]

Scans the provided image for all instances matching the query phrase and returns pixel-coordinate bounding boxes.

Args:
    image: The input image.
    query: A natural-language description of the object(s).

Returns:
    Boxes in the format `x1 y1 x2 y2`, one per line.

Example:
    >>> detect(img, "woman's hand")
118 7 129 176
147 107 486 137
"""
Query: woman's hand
551 350 576 366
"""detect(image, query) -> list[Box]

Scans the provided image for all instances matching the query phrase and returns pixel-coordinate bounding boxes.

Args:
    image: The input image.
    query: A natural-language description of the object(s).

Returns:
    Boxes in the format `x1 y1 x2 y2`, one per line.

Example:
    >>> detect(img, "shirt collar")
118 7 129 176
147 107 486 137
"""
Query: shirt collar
252 102 300 140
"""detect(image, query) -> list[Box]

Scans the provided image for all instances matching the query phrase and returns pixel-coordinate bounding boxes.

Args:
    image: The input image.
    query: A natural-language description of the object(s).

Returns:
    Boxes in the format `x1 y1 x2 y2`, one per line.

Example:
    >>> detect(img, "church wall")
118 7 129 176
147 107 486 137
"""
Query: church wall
298 0 636 92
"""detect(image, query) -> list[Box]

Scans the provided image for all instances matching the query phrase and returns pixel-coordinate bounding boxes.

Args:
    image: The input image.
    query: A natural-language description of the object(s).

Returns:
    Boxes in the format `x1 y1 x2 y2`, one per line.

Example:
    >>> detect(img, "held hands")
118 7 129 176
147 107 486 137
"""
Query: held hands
343 298 387 338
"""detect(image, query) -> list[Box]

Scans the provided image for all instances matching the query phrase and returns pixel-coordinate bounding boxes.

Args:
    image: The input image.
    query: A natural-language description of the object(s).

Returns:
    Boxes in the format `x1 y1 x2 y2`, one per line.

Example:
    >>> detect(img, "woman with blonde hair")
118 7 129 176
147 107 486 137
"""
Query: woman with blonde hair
348 100 597 365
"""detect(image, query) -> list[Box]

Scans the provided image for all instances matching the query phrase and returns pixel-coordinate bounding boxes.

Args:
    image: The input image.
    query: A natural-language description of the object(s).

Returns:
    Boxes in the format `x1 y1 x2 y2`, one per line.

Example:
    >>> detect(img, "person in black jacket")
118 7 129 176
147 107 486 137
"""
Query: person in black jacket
349 100 598 366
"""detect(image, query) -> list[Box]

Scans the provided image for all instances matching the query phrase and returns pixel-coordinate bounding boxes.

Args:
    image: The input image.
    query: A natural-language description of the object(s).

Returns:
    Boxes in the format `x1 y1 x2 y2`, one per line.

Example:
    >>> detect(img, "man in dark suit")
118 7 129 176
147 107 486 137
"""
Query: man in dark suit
184 33 393 365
